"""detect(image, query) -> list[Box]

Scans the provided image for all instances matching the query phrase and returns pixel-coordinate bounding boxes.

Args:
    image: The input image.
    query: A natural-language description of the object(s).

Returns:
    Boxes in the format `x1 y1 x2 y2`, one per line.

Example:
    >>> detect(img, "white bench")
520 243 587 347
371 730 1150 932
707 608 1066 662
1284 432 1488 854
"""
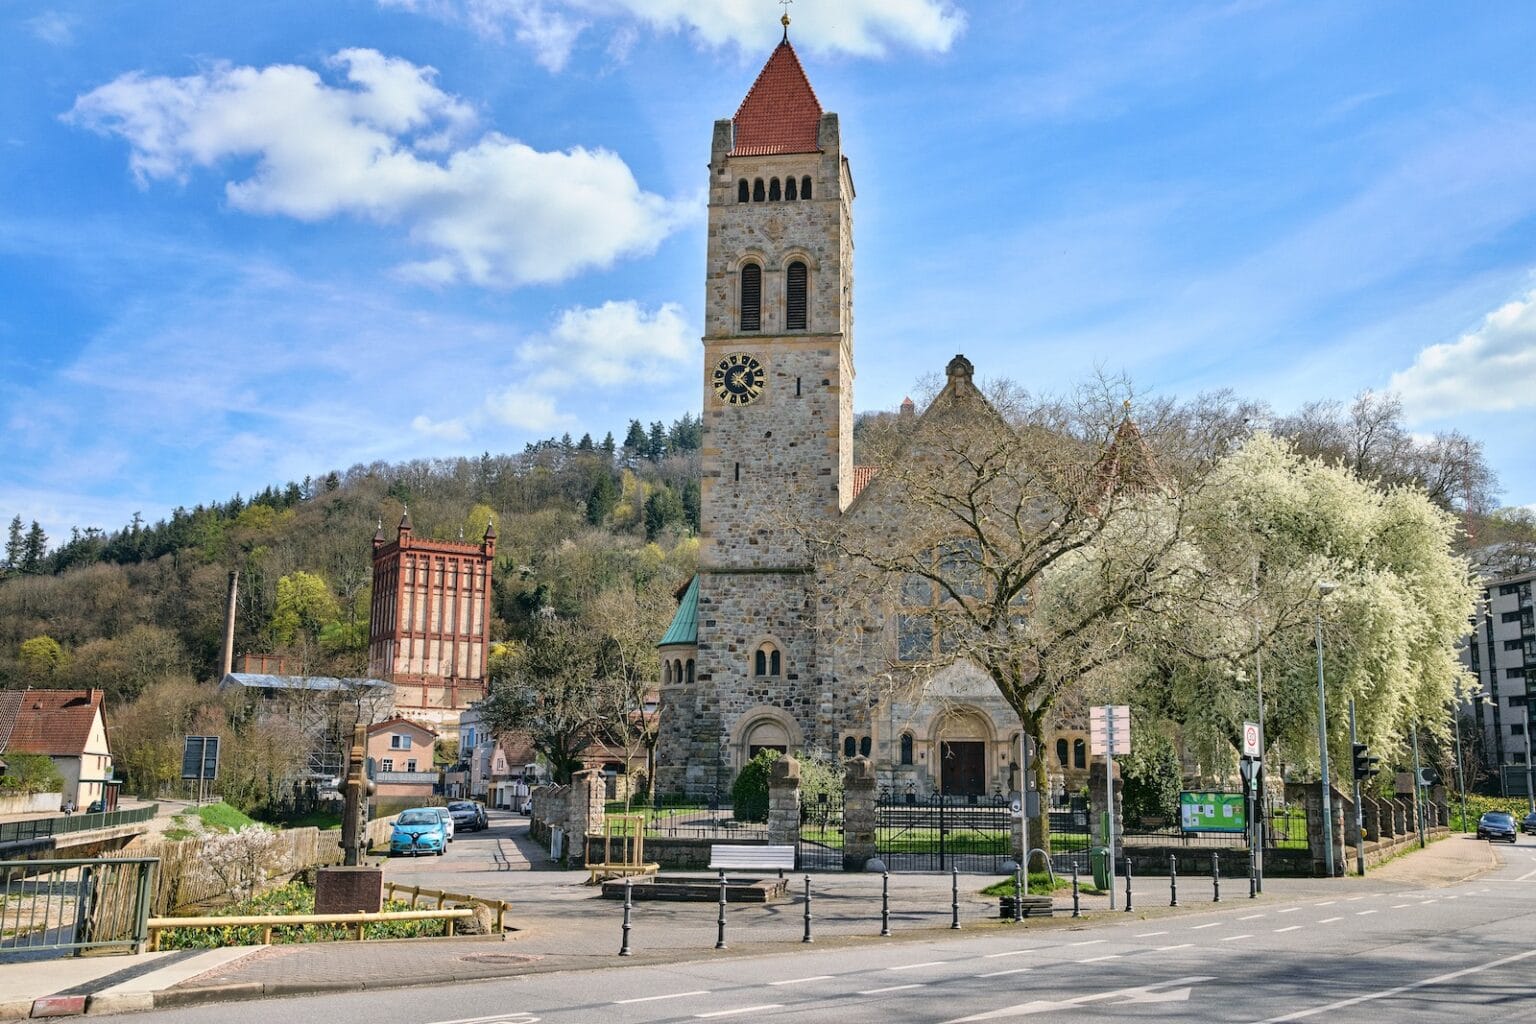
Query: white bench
708 843 796 875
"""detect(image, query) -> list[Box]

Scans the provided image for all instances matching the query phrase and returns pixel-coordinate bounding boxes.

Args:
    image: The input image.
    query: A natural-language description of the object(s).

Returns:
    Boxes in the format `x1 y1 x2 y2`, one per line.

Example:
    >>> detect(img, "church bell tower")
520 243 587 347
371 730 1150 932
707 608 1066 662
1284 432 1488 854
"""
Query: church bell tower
658 23 856 797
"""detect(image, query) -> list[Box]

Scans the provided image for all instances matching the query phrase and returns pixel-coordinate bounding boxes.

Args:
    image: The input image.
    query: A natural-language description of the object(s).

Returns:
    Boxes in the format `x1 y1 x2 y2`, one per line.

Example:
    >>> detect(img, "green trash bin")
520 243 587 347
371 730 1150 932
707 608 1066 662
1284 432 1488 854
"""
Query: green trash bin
1090 847 1111 890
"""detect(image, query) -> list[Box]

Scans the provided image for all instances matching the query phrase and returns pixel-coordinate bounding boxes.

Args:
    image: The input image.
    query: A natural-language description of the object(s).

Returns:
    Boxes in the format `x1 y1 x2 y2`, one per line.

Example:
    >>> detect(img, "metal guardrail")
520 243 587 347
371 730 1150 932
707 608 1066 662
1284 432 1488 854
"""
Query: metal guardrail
0 857 158 958
0 804 159 846
148 907 472 950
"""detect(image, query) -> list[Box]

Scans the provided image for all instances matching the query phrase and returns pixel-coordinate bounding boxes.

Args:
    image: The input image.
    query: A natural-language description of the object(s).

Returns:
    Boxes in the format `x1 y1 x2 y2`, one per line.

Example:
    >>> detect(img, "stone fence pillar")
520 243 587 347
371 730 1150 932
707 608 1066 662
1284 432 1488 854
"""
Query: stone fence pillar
767 756 801 846
1431 786 1451 829
565 768 606 866
1088 760 1123 851
1289 781 1346 876
843 756 878 871
1362 796 1382 843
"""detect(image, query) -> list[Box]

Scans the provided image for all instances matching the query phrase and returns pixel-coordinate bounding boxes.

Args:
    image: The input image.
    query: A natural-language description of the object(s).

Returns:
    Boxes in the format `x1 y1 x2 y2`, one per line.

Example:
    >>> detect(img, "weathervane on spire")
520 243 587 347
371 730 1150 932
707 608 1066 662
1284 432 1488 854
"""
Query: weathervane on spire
779 0 792 40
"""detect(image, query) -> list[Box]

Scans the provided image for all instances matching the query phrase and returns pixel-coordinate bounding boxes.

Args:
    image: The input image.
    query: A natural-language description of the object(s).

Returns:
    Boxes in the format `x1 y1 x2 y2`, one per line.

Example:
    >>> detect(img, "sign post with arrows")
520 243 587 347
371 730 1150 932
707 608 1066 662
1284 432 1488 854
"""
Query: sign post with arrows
1090 705 1131 910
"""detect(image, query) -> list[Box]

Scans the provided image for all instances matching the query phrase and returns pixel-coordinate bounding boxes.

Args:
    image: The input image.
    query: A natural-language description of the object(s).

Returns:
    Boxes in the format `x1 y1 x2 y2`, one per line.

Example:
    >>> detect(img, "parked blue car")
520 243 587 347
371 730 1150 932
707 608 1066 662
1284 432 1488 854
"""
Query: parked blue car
391 808 448 856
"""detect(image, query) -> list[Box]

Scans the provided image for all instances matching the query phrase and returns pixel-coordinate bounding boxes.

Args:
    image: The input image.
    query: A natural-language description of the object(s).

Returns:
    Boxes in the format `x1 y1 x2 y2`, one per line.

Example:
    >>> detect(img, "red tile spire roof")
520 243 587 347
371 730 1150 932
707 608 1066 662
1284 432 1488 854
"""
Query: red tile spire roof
731 39 823 156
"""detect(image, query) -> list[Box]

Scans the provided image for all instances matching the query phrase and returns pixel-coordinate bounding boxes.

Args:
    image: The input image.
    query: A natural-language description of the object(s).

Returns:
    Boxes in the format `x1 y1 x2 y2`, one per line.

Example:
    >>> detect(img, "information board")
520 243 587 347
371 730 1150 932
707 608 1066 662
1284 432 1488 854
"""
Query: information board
1179 791 1246 833
181 735 220 781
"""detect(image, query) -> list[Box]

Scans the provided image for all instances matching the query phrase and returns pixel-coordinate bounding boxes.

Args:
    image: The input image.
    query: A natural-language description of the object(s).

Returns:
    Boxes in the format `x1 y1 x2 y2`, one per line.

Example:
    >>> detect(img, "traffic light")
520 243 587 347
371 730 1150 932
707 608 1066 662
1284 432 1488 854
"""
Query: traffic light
1417 767 1438 788
1352 743 1380 782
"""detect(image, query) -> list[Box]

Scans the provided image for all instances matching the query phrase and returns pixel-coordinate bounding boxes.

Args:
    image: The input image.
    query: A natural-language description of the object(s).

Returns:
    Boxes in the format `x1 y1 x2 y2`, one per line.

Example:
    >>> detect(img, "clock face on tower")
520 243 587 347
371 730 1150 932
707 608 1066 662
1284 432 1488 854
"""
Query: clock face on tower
712 353 765 405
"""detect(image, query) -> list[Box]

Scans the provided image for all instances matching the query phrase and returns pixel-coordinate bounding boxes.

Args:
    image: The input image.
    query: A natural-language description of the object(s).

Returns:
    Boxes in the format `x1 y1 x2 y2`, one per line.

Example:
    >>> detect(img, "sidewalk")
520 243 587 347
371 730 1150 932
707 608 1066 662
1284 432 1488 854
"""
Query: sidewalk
0 830 1498 1019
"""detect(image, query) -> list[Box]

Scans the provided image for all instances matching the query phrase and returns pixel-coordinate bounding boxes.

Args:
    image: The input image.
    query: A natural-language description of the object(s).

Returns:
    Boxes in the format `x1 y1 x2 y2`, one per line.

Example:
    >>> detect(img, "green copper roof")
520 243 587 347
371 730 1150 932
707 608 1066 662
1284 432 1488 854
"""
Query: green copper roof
658 575 699 647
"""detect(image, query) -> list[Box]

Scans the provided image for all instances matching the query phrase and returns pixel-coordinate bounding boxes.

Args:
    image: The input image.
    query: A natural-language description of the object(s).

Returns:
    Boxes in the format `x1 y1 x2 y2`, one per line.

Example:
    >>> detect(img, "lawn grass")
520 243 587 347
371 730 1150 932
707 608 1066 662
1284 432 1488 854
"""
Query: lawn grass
980 873 1107 896
191 802 262 832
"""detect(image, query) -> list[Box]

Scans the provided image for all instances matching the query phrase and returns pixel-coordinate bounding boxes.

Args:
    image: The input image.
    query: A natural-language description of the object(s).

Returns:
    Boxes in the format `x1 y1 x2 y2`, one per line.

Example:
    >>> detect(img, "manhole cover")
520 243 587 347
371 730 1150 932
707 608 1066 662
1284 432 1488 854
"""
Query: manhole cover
461 953 541 965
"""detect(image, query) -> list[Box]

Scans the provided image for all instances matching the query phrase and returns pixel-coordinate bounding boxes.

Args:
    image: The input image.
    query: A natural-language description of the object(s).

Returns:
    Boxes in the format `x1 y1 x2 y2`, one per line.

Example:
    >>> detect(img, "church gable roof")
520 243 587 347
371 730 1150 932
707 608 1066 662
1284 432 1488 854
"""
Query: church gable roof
732 40 823 156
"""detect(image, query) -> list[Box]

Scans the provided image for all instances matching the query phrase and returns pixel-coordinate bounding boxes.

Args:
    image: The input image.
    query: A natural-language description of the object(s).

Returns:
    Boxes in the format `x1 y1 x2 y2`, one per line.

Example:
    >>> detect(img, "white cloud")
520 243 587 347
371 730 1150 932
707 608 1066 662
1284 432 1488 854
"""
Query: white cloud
483 385 574 433
380 0 964 61
411 414 471 440
66 49 691 287
523 299 691 389
27 11 75 45
1390 288 1536 421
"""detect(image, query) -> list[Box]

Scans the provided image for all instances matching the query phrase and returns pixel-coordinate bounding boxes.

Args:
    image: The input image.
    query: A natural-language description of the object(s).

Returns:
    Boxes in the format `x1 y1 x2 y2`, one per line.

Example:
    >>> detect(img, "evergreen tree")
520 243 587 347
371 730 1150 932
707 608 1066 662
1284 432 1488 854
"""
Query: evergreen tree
622 420 647 459
601 432 617 460
587 474 619 526
643 486 685 540
5 515 21 569
20 521 47 573
647 421 667 462
577 432 595 453
680 479 702 531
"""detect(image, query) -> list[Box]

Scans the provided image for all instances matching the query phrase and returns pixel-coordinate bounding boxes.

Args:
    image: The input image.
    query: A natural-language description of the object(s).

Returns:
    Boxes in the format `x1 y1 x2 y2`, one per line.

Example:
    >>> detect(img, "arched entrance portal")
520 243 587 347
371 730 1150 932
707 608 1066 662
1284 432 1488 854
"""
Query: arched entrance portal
934 707 993 797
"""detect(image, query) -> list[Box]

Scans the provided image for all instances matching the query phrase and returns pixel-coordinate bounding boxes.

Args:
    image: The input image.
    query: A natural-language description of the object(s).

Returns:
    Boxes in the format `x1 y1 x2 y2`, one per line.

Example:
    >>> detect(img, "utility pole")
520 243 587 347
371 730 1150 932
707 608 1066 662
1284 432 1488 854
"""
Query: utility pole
1253 597 1266 892
1411 725 1427 848
1348 701 1366 875
1314 585 1336 877
1452 703 1468 832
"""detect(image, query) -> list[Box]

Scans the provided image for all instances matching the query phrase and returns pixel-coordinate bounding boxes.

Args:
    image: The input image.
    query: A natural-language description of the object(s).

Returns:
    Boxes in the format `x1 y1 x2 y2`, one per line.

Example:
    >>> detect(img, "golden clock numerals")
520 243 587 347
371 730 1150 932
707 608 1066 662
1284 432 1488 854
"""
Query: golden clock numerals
713 352 764 405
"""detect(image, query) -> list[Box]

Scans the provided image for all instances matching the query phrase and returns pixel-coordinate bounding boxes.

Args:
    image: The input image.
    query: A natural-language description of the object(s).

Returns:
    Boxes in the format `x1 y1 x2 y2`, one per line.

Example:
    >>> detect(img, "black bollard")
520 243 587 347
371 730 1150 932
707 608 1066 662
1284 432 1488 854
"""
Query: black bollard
1013 868 1023 924
881 870 891 937
619 878 633 956
1124 857 1133 913
1169 854 1179 907
1071 862 1081 919
1249 852 1257 899
802 874 813 943
715 869 728 949
951 866 961 930
1212 851 1221 903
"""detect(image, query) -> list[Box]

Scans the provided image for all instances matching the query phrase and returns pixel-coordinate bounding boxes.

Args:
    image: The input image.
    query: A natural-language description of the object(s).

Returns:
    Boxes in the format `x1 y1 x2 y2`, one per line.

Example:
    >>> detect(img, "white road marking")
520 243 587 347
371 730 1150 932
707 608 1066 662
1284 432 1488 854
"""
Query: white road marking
1221 934 1253 942
983 949 1038 958
1391 903 1411 908
427 1016 540 1024
1319 917 1342 923
977 968 1032 978
1135 931 1168 937
1419 900 1437 905
1248 948 1536 1023
1191 922 1222 930
1517 865 1536 881
1239 913 1266 920
615 992 711 1005
1345 895 1365 902
1315 900 1336 906
1069 939 1105 946
858 985 922 995
1356 909 1377 916
697 1006 783 1019
1277 907 1299 913
890 961 951 971
945 977 1215 1023
1156 943 1194 951
768 977 830 986
1078 954 1121 963
1275 925 1302 933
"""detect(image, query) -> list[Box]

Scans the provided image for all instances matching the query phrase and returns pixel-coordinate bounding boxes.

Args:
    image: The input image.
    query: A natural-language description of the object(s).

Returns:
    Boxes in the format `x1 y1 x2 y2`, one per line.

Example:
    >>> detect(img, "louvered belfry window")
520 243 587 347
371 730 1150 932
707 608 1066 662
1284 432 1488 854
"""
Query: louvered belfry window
786 260 807 331
740 263 762 331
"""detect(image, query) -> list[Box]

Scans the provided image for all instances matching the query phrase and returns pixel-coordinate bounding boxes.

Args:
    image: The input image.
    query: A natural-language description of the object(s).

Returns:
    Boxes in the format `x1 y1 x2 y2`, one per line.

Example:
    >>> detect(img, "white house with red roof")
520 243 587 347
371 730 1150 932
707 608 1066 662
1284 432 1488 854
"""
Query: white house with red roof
0 688 115 810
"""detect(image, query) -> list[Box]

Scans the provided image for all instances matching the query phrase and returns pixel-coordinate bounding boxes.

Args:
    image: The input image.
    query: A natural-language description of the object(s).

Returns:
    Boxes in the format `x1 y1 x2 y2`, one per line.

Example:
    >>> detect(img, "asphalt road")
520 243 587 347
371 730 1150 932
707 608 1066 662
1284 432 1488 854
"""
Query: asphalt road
94 835 1536 1024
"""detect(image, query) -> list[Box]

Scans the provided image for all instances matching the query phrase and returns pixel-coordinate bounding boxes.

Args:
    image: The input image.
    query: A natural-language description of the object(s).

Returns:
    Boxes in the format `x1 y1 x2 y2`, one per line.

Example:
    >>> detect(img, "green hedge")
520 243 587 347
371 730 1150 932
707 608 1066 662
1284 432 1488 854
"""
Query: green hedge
154 883 447 949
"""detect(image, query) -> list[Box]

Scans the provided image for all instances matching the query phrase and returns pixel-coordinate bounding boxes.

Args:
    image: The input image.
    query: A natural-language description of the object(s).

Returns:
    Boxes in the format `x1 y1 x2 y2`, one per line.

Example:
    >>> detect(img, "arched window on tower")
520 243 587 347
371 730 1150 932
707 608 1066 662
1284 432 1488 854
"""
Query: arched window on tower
753 641 780 677
900 733 914 765
662 661 672 686
686 659 695 685
737 179 749 203
768 177 782 201
1056 738 1069 767
1072 738 1087 770
843 736 856 758
860 736 872 757
752 178 765 202
786 260 808 331
740 263 761 332
785 176 797 201
801 175 812 199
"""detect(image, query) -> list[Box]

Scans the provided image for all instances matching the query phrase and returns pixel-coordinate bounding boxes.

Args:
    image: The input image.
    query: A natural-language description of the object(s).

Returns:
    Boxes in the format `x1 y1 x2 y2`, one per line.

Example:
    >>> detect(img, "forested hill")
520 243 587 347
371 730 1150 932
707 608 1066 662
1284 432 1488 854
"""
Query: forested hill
0 414 708 704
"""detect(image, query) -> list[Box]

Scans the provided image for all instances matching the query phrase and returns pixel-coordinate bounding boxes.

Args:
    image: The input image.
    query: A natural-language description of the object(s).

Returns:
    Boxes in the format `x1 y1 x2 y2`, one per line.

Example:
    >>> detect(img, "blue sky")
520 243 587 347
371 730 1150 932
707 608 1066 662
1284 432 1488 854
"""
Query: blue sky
3 1 1534 541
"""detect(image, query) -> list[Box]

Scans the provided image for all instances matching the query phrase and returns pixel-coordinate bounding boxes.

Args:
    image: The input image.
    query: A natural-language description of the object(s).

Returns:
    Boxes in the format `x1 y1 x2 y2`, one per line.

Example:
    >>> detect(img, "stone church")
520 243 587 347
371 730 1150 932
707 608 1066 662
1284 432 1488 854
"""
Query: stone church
653 30 1102 802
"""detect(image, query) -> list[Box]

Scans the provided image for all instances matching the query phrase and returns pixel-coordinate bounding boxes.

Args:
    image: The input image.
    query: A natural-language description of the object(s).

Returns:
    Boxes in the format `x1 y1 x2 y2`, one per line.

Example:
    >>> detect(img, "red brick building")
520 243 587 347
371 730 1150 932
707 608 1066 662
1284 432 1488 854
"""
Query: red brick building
368 510 495 728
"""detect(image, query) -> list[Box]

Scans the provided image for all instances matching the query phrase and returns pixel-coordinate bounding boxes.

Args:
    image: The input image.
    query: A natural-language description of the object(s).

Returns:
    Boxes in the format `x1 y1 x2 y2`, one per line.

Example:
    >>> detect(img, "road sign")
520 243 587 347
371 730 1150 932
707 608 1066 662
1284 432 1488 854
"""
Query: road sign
1180 791 1246 833
1089 705 1132 757
1241 721 1261 759
180 735 220 781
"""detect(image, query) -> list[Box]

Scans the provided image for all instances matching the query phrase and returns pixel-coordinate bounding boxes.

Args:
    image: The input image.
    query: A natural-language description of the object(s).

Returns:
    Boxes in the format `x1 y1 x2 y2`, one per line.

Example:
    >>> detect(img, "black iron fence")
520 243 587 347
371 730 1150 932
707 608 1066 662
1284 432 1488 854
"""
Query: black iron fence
798 791 844 870
877 795 1013 872
0 857 158 959
0 804 158 847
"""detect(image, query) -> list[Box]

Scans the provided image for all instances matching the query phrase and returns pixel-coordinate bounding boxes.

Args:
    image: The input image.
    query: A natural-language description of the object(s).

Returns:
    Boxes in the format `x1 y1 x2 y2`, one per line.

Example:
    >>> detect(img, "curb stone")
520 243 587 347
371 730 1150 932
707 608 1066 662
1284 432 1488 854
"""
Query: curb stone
29 997 86 1018
153 983 265 1008
0 999 33 1021
83 993 154 1016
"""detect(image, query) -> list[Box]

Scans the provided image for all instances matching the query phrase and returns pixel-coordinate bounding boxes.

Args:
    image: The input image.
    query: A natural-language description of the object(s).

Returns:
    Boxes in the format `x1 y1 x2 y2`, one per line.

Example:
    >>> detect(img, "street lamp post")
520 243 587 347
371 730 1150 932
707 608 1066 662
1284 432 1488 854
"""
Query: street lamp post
1452 701 1468 832
1315 581 1338 878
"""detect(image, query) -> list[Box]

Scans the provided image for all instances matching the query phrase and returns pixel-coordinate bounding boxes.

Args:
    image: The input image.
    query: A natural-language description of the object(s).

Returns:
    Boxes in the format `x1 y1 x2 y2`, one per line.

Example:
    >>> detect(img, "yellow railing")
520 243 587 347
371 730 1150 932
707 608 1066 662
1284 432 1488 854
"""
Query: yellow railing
382 882 511 932
146 908 471 950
